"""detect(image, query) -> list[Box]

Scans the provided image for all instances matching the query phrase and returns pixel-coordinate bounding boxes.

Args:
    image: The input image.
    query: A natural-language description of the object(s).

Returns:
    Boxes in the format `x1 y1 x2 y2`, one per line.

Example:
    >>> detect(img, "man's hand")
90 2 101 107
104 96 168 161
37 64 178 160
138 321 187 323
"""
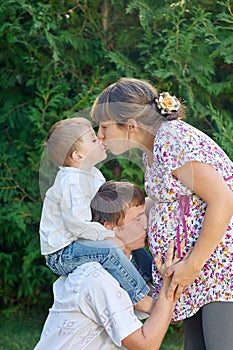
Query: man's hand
165 254 199 301
155 240 185 301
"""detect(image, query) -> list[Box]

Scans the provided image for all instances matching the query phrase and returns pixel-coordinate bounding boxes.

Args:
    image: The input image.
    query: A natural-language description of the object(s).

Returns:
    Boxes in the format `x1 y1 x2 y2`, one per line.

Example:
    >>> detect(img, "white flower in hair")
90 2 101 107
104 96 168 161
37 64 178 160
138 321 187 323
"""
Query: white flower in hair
155 92 180 115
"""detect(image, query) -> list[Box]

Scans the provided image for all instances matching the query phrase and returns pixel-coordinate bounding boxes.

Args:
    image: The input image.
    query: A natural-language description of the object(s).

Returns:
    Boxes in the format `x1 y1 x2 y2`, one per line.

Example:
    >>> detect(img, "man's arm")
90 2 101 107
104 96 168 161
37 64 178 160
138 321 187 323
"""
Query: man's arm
122 284 174 350
122 241 178 350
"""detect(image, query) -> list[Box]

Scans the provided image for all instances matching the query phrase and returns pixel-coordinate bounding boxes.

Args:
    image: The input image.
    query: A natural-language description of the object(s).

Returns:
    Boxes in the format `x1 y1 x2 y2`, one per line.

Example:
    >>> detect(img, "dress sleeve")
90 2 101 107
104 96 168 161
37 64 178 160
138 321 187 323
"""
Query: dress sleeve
79 266 142 346
156 121 215 173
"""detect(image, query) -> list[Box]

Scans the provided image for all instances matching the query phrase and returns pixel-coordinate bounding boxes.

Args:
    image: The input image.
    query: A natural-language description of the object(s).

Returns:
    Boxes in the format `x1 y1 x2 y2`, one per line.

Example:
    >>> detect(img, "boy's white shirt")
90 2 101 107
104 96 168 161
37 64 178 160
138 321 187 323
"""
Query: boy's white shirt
40 166 115 255
34 262 142 350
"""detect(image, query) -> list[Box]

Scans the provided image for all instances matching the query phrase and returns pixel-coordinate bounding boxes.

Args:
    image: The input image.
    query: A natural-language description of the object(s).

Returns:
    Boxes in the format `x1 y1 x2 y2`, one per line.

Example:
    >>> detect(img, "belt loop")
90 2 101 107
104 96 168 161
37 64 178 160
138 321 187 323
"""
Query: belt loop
176 195 191 258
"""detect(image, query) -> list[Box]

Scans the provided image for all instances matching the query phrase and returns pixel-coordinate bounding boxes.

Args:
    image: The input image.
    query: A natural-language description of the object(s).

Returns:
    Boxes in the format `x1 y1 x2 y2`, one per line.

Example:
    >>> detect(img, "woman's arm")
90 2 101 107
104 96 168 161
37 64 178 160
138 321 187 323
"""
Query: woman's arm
145 197 154 219
167 161 233 299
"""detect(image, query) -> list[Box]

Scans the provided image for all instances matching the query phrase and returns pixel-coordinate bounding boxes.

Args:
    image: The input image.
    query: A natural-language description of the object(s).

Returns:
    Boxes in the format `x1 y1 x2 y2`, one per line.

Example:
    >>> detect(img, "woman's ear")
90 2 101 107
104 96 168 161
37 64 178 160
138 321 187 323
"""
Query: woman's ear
71 150 82 163
127 118 138 132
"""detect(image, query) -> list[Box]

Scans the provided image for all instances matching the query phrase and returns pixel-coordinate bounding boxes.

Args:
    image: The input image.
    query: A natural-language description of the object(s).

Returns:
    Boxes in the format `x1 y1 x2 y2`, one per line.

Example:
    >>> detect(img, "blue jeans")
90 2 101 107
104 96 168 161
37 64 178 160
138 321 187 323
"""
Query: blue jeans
46 239 150 304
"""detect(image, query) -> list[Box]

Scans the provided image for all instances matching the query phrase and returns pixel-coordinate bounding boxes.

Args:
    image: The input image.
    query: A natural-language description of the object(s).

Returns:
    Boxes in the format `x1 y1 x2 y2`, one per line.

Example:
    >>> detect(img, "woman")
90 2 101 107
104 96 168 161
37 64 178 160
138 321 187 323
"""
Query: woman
91 77 233 350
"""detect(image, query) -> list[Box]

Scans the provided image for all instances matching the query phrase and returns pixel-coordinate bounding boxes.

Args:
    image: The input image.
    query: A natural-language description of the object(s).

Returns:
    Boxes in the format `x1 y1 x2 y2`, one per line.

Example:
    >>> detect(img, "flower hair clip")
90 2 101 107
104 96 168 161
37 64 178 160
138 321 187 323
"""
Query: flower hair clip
155 92 180 115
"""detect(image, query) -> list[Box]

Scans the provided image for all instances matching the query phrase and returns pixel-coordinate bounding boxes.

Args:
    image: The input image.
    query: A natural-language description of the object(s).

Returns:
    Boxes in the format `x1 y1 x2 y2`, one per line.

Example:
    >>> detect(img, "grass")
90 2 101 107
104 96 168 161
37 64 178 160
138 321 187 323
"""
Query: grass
0 309 183 349
161 324 184 350
0 309 46 350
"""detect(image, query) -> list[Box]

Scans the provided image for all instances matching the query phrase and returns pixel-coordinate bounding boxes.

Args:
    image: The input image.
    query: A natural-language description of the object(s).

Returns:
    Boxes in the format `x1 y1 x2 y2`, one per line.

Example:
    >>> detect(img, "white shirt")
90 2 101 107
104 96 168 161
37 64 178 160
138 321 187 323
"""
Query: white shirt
34 262 142 349
40 167 114 255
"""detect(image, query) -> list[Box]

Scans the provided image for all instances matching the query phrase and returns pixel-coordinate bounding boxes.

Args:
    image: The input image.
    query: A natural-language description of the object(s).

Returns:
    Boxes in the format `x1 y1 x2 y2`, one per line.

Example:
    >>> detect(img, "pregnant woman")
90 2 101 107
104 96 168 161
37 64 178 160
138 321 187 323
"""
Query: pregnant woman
91 77 233 350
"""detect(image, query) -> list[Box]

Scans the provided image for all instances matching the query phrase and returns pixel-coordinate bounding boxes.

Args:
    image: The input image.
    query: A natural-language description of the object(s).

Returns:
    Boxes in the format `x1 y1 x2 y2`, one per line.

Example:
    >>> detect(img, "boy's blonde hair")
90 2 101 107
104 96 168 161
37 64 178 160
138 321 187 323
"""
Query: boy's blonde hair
45 117 92 166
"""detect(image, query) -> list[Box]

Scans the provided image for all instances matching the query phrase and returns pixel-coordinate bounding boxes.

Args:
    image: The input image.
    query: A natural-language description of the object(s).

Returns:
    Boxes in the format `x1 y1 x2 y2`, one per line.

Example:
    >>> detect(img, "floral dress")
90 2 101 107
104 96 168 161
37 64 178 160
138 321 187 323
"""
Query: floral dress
143 120 233 321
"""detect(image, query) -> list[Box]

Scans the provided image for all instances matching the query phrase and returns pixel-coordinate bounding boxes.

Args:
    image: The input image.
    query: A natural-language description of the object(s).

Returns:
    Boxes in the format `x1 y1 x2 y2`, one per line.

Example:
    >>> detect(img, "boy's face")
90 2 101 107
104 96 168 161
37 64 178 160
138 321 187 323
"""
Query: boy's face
79 128 107 166
114 205 147 251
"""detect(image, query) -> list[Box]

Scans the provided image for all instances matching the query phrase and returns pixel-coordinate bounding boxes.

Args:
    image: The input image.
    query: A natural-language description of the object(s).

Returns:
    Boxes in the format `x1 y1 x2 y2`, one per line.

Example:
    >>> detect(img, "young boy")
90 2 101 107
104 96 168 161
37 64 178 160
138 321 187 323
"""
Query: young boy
40 117 153 313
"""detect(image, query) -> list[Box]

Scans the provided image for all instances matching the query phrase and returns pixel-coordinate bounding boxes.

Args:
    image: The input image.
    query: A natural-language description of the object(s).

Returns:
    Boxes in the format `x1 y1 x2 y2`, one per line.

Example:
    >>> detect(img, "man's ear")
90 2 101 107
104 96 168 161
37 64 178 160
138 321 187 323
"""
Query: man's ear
71 150 82 163
103 221 114 230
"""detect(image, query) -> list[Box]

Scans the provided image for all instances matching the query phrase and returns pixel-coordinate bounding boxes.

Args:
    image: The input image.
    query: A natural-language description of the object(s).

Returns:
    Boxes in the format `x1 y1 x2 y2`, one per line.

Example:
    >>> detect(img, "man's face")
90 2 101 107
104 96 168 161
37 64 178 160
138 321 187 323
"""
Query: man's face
114 205 147 251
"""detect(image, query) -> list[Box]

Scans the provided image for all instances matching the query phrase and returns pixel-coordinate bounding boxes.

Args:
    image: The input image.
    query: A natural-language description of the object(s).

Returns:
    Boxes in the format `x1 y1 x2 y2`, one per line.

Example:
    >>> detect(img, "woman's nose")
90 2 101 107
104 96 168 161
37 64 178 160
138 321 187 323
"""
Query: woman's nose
97 127 105 140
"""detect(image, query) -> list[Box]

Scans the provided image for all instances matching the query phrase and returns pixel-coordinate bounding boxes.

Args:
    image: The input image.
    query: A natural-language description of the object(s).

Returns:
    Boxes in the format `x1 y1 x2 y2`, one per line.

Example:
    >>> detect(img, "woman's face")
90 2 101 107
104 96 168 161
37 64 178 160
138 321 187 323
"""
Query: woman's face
97 122 129 155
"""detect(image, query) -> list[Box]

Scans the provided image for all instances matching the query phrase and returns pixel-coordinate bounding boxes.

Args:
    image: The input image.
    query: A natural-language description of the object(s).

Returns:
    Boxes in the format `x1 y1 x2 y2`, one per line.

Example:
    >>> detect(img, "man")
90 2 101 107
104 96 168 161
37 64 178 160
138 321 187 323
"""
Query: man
34 181 177 350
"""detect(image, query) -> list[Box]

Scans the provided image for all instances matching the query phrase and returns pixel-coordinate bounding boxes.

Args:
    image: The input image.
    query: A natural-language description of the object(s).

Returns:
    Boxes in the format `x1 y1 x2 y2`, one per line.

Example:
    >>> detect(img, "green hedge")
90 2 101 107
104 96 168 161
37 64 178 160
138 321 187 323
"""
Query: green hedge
0 0 232 311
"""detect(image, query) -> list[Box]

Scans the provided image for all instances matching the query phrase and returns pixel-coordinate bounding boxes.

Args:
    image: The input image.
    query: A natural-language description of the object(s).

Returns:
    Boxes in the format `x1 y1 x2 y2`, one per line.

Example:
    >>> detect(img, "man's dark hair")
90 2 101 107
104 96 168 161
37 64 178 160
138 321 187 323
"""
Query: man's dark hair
91 181 145 227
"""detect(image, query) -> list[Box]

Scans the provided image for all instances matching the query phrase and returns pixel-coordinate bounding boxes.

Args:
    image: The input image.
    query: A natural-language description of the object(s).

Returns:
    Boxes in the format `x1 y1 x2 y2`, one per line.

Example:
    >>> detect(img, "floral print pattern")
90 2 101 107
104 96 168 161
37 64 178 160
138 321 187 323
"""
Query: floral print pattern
143 120 233 321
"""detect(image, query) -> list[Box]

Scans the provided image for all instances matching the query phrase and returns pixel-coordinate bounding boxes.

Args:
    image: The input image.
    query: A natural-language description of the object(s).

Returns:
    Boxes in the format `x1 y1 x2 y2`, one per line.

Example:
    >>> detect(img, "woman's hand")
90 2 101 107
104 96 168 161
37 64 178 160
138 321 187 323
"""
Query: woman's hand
165 250 198 301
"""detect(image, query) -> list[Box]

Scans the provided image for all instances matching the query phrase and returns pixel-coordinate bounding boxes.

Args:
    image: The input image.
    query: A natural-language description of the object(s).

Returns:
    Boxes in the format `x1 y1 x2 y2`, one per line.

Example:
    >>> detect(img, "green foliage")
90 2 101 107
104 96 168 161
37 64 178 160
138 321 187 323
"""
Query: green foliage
208 104 233 159
0 0 232 311
0 0 109 311
128 1 232 115
100 150 145 190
